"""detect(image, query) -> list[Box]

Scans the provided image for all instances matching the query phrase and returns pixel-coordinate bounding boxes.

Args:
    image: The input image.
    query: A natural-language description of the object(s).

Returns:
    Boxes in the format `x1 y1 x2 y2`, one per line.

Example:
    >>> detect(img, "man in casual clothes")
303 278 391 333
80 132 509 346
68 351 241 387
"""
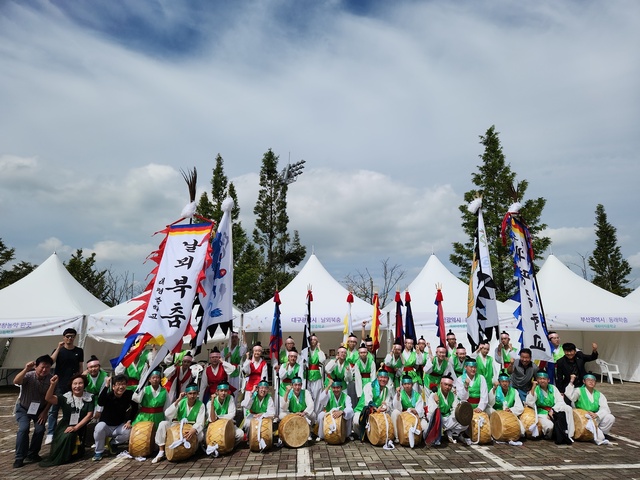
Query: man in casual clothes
508 348 538 402
47 328 84 443
13 355 53 468
92 374 139 461
555 342 599 396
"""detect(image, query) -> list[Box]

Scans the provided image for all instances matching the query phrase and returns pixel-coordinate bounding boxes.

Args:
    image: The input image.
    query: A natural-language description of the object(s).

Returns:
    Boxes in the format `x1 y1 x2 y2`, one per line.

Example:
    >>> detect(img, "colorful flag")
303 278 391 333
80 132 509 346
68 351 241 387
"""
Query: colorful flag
269 291 282 366
404 291 417 345
342 291 354 346
116 221 213 391
302 286 313 352
192 197 234 354
501 204 552 362
435 285 446 347
371 292 381 353
394 291 404 344
466 198 499 351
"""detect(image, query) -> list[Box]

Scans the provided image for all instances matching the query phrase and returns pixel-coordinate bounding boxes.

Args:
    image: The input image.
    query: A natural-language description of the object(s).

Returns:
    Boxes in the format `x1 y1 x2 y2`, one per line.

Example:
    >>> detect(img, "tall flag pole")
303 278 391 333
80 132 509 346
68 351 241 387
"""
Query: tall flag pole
342 291 354 346
394 290 404 344
269 291 283 367
302 285 313 352
435 283 446 347
192 196 235 355
501 202 552 362
404 291 417 344
466 197 499 351
371 292 381 353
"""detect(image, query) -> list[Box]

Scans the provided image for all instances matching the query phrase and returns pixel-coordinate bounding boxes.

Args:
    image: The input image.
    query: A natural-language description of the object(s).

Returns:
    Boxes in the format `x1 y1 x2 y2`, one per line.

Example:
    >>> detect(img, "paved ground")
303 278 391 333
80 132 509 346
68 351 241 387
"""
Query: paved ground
1 381 640 479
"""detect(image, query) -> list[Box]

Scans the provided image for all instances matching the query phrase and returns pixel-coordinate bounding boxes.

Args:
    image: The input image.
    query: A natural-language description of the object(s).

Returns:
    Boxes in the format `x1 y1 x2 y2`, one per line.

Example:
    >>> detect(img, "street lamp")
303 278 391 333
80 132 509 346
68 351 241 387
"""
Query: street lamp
280 159 306 185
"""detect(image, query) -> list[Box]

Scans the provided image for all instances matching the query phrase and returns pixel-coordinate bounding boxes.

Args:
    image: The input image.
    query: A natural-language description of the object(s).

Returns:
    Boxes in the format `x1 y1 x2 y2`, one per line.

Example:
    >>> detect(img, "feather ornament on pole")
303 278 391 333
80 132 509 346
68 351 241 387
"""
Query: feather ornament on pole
435 283 446 347
342 291 354 346
394 290 404 344
404 291 417 345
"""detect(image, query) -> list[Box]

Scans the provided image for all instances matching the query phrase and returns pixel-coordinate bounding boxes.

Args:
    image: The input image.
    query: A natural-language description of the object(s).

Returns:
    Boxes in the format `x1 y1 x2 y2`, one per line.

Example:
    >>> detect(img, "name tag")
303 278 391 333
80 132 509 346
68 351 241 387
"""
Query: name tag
27 402 40 415
70 413 80 426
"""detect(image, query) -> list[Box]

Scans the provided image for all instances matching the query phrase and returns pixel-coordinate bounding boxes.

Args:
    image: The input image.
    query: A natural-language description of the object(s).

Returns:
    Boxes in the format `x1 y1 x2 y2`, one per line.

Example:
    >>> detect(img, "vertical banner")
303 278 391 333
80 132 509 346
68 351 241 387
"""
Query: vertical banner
342 292 354 346
404 291 417 345
371 292 381 353
394 291 404 344
269 291 282 366
435 285 446 347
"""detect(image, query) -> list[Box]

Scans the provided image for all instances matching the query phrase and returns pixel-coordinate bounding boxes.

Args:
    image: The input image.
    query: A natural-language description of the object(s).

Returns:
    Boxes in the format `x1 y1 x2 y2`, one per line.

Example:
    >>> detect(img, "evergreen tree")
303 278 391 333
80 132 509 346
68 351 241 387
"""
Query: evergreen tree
65 249 109 303
450 126 550 301
252 149 306 304
588 204 632 296
0 239 36 289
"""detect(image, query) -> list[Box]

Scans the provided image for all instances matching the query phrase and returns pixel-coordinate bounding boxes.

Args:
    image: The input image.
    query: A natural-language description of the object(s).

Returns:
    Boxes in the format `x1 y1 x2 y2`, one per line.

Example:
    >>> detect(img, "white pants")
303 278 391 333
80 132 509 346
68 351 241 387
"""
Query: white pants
441 415 469 436
307 379 323 416
93 422 131 454
538 404 575 439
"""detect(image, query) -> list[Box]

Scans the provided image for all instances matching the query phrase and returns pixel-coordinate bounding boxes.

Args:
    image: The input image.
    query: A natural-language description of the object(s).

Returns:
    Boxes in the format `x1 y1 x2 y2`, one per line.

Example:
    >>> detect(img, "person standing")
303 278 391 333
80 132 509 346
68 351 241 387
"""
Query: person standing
555 342 599 395
47 328 84 443
223 331 247 394
13 355 53 468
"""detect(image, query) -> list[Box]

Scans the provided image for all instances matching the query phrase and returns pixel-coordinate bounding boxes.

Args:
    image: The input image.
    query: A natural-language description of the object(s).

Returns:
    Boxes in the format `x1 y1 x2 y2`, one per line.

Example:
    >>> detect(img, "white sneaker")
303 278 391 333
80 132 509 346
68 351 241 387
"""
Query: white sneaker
45 435 53 445
151 451 165 464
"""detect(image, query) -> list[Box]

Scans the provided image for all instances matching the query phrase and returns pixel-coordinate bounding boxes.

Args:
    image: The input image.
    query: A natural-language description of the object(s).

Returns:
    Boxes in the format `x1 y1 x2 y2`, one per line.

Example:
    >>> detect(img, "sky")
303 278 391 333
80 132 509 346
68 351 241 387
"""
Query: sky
1 0 639 301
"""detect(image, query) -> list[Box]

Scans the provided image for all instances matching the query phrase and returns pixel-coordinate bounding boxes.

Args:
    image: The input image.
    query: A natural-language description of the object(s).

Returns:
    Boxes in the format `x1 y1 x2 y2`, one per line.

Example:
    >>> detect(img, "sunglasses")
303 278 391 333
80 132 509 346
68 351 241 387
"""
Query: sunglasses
65 335 76 339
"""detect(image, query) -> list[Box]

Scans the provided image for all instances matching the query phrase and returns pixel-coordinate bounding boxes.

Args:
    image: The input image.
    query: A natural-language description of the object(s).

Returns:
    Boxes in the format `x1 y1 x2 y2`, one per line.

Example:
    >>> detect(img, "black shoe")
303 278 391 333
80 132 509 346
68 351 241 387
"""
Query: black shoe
13 459 24 468
25 453 43 462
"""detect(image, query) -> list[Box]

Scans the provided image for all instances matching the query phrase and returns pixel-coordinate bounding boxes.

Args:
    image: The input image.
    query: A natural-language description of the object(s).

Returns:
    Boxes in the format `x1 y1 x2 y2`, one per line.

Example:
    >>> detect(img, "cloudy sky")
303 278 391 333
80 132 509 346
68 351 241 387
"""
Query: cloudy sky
1 0 639 300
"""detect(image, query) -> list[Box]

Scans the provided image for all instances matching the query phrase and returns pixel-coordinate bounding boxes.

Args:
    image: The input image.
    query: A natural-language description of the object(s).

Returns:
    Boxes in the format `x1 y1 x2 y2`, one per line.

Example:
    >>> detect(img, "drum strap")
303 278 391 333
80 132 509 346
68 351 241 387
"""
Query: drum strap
471 414 487 445
408 413 421 448
256 417 268 451
168 418 192 450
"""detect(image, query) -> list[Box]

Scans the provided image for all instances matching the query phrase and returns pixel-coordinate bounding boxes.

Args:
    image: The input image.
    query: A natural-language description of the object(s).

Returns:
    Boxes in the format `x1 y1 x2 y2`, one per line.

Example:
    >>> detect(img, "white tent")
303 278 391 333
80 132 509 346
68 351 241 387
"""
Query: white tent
0 252 108 370
534 254 640 382
627 286 640 304
243 254 372 333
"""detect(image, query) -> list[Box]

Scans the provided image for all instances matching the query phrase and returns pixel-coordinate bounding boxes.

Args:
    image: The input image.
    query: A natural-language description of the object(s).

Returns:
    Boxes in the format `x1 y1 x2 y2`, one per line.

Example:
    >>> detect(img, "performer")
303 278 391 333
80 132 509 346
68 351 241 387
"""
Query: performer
494 331 518 371
242 343 268 394
445 330 458 358
353 342 376 399
83 355 109 411
223 331 247 394
452 344 467 378
383 340 404 388
565 373 615 443
199 347 236 403
400 337 423 389
300 334 326 415
162 350 194 403
508 348 538 402
546 331 564 384
317 380 354 442
525 371 575 440
416 336 428 383
115 344 155 391
391 375 428 443
13 355 53 468
353 370 394 439
241 380 275 432
278 347 303 397
324 346 352 387
455 357 489 413
207 383 244 449
472 340 498 388
279 377 315 433
151 384 206 464
279 336 299 366
345 333 360 410
488 370 525 436
426 374 468 443
424 344 456 392
132 369 168 427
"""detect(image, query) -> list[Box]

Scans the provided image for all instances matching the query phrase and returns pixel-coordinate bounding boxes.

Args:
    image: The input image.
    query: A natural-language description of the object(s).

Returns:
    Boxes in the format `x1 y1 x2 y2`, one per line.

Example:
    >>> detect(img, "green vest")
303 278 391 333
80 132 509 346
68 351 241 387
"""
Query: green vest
306 348 321 382
357 355 374 387
213 395 232 416
453 356 464 377
248 394 271 415
125 350 149 390
224 345 242 378
575 386 600 412
133 385 167 426
495 387 517 410
279 363 301 397
177 398 203 423
425 358 448 388
400 389 420 411
86 370 108 402
437 389 455 417
346 349 359 366
326 392 347 412
325 360 347 388
476 355 495 386
534 385 556 415
354 379 388 413
287 390 307 413
461 373 481 401
402 351 420 385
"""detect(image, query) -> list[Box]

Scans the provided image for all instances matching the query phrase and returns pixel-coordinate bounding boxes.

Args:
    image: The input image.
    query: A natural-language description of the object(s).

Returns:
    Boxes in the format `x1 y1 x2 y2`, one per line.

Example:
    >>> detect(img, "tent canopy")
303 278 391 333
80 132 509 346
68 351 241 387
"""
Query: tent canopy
627 286 640 304
243 254 372 333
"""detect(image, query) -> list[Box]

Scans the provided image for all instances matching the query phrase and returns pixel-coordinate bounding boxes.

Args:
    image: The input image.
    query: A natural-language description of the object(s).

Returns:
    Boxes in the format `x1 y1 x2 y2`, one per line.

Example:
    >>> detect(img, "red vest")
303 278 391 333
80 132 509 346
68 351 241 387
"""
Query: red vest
246 360 266 392
206 364 229 395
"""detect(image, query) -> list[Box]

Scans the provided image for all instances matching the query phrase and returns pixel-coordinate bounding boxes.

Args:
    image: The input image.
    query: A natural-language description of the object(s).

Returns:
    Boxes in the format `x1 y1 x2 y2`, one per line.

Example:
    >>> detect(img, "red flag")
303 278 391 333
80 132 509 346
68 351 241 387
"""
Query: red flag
394 291 404 344
435 286 446 347
371 292 381 353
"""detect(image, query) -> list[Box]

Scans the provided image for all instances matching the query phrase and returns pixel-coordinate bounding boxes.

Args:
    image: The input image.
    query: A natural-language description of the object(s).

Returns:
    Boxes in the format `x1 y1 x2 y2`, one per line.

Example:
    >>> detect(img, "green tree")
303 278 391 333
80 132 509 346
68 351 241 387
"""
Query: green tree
65 249 109 303
252 149 306 304
0 239 36 289
196 154 264 311
450 126 551 301
588 204 632 296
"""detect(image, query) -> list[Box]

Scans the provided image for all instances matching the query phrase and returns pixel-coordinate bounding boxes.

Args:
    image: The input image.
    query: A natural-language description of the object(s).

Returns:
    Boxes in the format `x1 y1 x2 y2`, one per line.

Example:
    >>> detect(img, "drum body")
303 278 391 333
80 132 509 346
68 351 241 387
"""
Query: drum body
573 409 595 442
520 407 542 439
129 421 156 457
166 423 199 462
206 419 236 454
279 414 310 448
367 412 394 447
323 414 347 445
470 412 491 444
454 401 473 427
249 417 273 452
397 411 423 447
490 410 520 442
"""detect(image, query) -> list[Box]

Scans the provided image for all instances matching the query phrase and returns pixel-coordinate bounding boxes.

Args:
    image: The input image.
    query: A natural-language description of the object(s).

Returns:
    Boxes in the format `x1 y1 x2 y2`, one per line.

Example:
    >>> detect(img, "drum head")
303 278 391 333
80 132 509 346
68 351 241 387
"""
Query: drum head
455 401 473 427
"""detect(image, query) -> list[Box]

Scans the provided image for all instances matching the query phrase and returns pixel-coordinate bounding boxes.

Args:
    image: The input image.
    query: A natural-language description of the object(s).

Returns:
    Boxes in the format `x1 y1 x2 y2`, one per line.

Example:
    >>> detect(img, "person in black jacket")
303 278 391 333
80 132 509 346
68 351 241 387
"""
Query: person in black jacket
555 342 598 397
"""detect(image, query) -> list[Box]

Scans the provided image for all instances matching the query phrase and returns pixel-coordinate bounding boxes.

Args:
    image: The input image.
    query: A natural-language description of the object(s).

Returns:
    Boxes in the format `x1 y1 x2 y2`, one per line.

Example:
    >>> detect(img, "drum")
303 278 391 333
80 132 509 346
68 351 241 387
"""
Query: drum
520 407 541 439
490 410 520 442
323 414 347 445
166 423 199 462
248 417 273 452
470 412 491 444
573 409 595 442
129 421 156 457
397 411 423 448
206 419 236 455
367 412 394 447
279 414 310 448
454 401 473 427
